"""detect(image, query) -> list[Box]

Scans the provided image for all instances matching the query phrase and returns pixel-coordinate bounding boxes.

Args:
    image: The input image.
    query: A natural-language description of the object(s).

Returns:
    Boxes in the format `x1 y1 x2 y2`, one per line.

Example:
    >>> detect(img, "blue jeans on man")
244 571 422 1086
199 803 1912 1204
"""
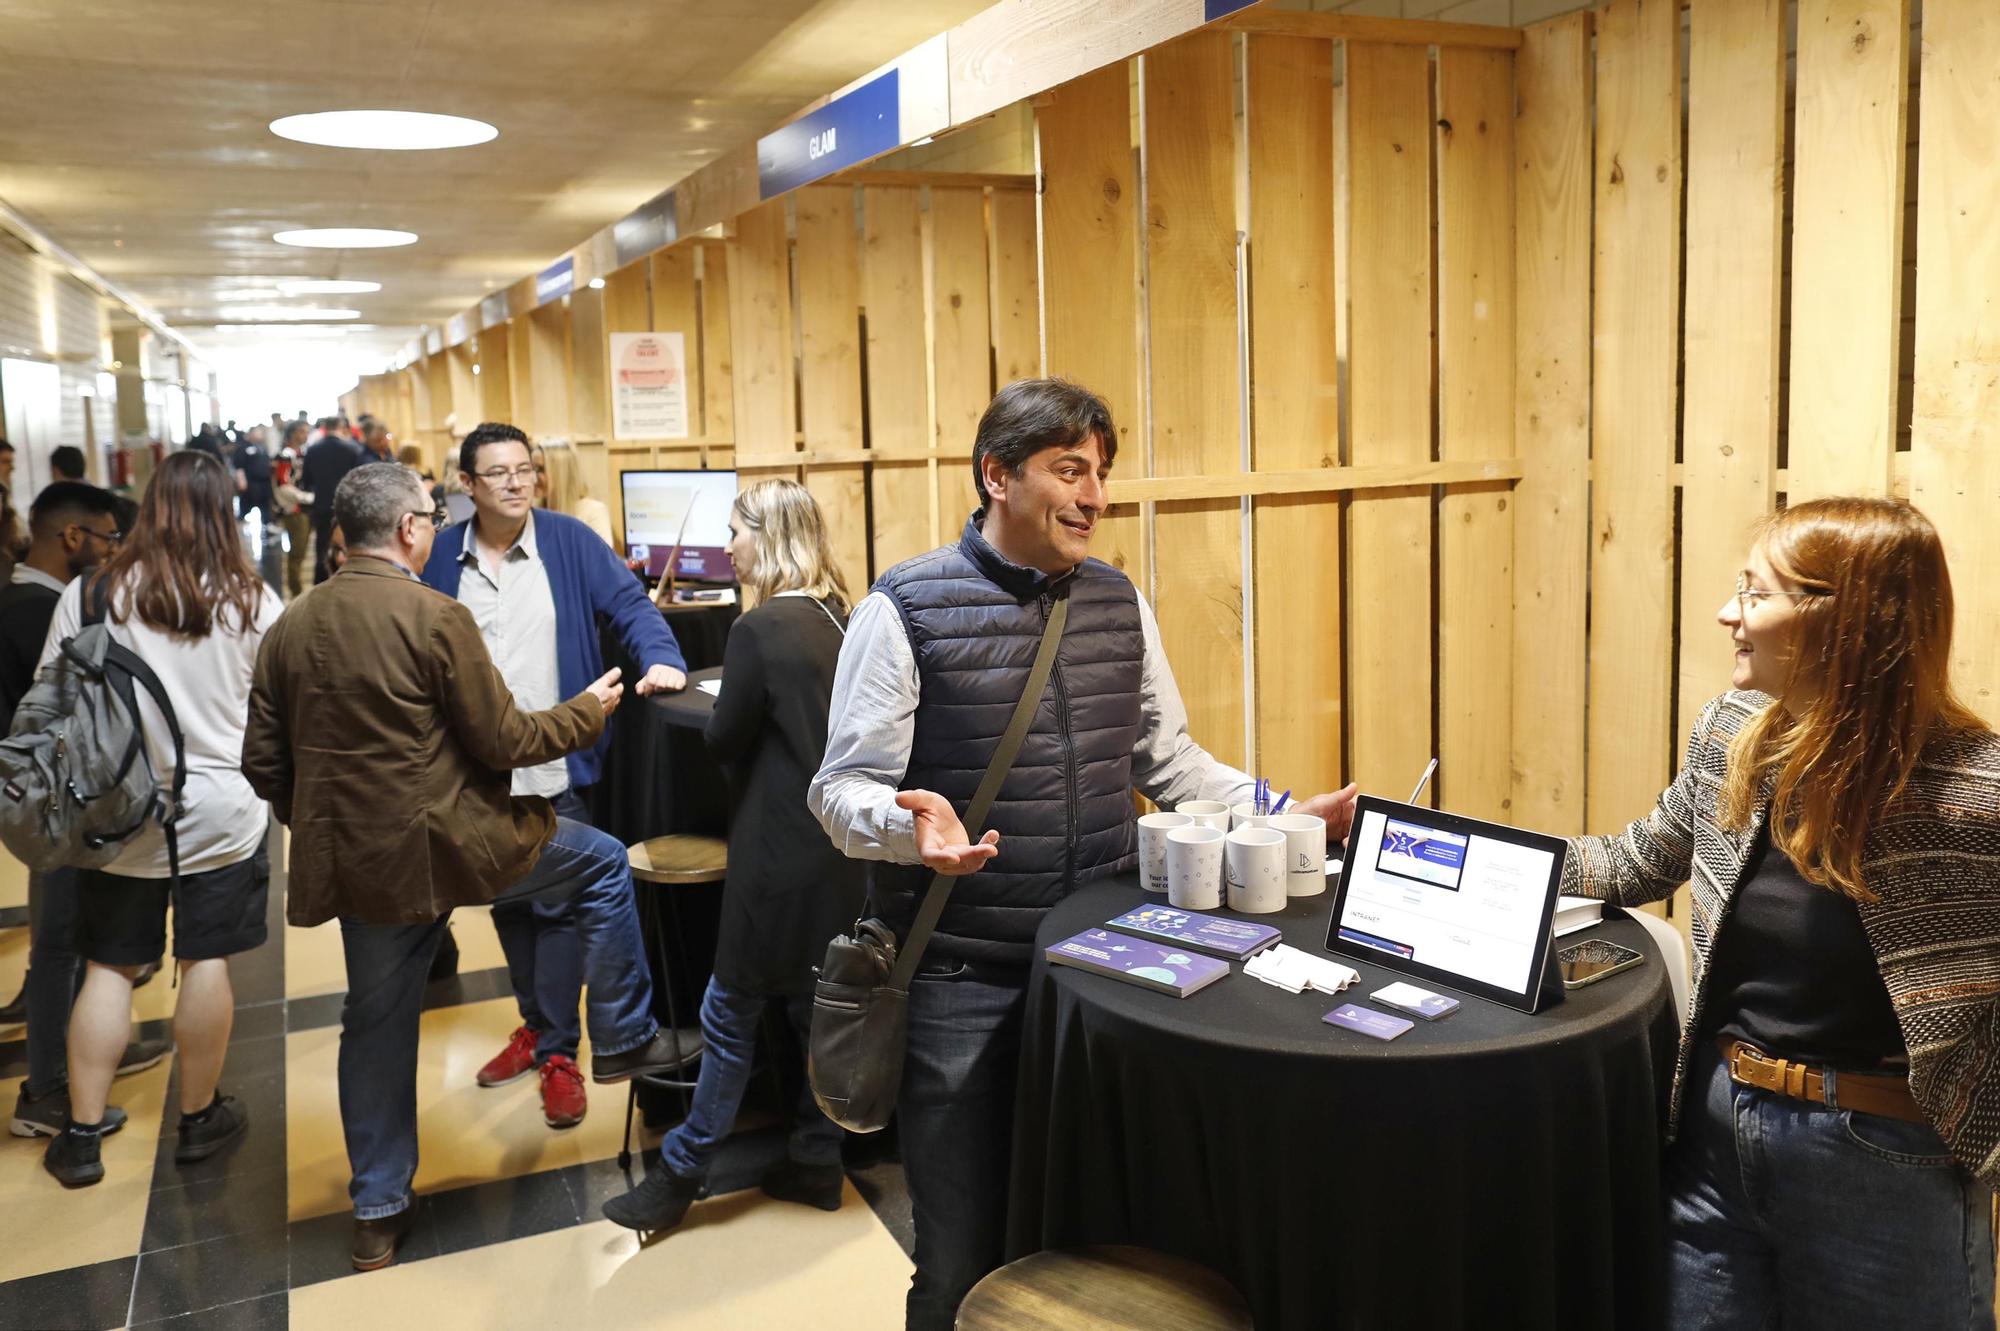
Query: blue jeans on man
1667 1043 1995 1328
488 788 587 1063
337 815 656 1220
657 978 842 1182
895 958 1030 1331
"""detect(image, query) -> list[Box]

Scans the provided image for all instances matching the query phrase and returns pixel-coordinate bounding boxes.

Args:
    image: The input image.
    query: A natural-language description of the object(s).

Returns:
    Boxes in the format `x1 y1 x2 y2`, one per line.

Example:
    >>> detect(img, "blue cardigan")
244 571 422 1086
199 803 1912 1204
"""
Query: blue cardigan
420 508 686 789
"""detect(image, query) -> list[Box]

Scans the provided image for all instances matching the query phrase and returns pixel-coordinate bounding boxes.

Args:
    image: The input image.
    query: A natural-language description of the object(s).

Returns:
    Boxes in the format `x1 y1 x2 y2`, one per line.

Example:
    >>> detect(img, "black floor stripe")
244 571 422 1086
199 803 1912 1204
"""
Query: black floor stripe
0 1255 135 1331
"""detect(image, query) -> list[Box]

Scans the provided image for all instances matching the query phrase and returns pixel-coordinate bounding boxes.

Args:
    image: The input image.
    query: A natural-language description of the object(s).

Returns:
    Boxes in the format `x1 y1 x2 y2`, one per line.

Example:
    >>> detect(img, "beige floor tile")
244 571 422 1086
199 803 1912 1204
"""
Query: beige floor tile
0 1060 172 1284
0 848 26 912
286 995 636 1222
289 1190 913 1331
284 906 509 1000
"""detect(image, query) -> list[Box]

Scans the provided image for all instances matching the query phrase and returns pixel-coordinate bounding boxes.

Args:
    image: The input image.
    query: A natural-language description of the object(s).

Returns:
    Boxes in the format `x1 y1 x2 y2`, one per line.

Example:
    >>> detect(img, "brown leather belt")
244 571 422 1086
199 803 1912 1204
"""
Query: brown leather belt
1716 1037 1925 1125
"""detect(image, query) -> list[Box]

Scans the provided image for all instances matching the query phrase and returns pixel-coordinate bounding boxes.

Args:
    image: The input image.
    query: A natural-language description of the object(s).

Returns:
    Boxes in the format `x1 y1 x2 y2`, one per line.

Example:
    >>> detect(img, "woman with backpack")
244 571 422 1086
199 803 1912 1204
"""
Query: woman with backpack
37 450 282 1188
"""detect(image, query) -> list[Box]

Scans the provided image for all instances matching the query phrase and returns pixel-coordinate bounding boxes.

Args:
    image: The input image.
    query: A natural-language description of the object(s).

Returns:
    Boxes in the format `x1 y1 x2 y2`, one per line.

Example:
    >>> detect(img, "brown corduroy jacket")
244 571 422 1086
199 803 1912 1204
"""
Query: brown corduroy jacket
242 554 605 927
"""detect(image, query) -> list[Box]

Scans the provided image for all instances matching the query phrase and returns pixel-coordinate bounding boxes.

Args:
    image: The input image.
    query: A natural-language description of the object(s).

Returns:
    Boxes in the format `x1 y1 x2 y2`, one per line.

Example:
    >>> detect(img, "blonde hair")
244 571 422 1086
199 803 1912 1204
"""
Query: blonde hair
731 479 850 610
1718 497 1989 901
536 441 590 516
395 443 427 472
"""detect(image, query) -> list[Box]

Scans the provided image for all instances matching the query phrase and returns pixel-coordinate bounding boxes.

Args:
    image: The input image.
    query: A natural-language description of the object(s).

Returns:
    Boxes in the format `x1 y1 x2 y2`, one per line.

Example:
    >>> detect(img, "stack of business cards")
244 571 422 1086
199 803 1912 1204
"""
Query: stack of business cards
1324 1003 1414 1041
1370 981 1461 1021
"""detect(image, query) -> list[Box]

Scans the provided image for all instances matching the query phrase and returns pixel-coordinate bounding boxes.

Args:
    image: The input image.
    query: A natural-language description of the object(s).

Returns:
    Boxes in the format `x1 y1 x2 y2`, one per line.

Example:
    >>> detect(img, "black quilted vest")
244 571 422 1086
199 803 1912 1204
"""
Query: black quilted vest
871 517 1144 964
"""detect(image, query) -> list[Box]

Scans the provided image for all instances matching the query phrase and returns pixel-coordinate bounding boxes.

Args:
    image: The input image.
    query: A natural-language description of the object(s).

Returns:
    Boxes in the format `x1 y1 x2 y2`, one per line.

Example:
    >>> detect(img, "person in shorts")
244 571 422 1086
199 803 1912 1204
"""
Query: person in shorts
37 451 282 1188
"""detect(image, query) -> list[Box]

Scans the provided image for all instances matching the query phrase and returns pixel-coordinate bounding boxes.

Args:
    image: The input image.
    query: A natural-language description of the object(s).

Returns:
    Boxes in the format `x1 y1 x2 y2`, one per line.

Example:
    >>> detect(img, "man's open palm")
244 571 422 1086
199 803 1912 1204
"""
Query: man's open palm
897 790 1000 875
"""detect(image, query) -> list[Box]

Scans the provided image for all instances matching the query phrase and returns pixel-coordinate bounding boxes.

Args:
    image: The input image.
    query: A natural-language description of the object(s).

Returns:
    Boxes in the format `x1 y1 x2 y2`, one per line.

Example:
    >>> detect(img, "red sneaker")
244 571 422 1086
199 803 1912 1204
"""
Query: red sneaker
540 1055 587 1129
476 1025 538 1088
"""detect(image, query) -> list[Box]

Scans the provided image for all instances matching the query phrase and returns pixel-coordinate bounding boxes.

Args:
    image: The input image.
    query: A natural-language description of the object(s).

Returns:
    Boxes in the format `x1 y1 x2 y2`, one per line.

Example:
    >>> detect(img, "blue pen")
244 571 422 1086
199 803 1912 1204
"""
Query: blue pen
1272 789 1291 815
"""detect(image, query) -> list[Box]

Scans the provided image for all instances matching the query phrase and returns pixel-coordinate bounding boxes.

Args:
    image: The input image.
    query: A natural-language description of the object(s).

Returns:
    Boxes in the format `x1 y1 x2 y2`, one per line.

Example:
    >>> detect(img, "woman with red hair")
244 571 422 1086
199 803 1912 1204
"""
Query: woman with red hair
1565 496 1999 1326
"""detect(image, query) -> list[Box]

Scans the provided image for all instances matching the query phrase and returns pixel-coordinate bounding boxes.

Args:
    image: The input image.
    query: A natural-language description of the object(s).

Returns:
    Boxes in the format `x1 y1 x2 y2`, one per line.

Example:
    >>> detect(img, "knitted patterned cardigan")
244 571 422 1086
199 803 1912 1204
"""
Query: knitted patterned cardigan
1562 689 2000 1188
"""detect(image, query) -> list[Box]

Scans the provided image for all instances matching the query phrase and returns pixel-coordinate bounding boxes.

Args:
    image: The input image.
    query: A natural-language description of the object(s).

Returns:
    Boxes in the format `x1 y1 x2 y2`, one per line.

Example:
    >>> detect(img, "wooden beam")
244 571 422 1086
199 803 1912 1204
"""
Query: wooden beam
1110 459 1520 504
839 170 1036 191
952 0 1218 126
1220 8 1523 50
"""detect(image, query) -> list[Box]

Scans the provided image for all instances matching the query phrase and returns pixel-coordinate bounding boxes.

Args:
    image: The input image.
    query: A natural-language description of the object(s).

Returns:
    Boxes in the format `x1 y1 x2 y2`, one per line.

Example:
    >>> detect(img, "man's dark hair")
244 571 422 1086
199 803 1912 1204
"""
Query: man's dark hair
28 480 119 540
0 440 14 454
459 421 531 477
970 378 1116 513
49 446 86 480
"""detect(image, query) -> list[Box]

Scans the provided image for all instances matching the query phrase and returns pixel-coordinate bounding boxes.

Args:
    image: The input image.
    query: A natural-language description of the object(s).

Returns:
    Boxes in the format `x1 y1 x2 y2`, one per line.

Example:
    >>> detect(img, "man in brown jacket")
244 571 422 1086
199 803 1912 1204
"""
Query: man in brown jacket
242 463 686 1271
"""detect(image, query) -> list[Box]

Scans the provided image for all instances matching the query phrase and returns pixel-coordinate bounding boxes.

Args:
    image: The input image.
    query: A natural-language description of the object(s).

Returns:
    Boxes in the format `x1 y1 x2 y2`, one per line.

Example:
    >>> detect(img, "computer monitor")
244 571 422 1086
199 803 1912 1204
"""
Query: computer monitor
620 469 738 583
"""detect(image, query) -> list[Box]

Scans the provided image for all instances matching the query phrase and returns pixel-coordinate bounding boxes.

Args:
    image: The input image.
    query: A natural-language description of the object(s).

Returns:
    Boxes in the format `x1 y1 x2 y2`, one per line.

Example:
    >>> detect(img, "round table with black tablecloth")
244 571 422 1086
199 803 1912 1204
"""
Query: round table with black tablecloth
1008 877 1677 1331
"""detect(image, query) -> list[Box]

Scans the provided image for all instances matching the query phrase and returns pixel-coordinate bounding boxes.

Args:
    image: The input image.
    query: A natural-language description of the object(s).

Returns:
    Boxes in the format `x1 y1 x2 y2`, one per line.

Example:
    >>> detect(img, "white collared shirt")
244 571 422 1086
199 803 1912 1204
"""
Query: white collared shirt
455 515 567 797
11 564 67 597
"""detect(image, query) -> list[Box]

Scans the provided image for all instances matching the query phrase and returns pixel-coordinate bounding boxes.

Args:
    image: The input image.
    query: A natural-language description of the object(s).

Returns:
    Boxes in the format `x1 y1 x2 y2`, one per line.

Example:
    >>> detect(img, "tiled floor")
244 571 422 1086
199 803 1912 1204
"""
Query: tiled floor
0 836 915 1330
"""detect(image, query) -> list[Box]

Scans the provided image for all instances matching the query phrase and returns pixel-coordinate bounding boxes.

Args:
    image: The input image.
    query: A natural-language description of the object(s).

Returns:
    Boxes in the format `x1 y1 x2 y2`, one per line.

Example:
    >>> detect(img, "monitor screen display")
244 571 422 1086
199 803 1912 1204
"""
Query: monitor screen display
620 470 738 583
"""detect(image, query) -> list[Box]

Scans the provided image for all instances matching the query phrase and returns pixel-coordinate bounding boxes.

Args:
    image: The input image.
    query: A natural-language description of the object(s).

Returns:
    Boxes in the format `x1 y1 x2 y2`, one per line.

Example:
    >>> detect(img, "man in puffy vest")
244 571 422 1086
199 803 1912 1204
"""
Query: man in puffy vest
809 377 1359 1330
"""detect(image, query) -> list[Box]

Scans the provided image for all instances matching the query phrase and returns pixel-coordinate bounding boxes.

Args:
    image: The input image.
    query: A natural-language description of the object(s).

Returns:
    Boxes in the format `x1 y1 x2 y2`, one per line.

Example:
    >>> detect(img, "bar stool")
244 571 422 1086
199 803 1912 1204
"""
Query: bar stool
955 1246 1253 1330
619 834 727 1170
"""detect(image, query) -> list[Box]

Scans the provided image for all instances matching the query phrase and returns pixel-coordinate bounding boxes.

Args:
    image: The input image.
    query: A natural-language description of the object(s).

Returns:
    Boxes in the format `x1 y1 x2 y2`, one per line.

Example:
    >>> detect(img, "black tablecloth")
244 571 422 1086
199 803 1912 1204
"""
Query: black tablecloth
1009 878 1677 1331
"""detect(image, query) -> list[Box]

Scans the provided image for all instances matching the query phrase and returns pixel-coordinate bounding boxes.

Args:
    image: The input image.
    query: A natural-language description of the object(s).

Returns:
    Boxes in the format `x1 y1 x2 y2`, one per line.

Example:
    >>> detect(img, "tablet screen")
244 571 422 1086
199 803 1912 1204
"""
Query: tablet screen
1326 798 1566 1011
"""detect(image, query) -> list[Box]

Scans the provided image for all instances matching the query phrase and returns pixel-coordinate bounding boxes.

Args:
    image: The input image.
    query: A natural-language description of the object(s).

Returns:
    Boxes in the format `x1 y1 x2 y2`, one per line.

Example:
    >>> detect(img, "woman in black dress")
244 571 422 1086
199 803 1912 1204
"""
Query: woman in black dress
603 479 864 1232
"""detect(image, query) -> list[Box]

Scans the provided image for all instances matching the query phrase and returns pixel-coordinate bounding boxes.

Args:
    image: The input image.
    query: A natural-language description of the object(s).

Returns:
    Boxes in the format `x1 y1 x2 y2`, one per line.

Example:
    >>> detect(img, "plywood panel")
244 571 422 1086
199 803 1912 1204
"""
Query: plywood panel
1435 47 1515 824
475 325 511 425
446 342 479 443
806 463 872 602
1785 0 1910 502
932 186 993 454
528 302 570 439
1588 0 1682 827
727 200 795 458
604 261 650 335
795 186 864 454
1346 41 1435 799
1909 0 2000 724
1145 30 1243 771
1510 13 1591 835
507 316 536 431
1248 33 1341 799
650 248 700 343
1038 60 1146 590
861 185 930 574
698 243 734 445
1679 0 1784 744
568 286 608 443
988 186 1041 387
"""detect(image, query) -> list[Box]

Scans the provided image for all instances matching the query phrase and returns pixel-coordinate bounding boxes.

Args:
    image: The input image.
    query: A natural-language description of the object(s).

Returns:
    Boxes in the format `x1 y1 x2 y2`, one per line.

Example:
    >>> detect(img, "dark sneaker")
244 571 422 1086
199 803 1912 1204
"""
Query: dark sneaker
590 1028 705 1084
43 1126 105 1188
10 1085 126 1139
352 1200 420 1272
0 984 24 1024
175 1095 248 1164
760 1158 845 1211
475 1024 538 1088
117 1036 173 1078
601 1164 702 1232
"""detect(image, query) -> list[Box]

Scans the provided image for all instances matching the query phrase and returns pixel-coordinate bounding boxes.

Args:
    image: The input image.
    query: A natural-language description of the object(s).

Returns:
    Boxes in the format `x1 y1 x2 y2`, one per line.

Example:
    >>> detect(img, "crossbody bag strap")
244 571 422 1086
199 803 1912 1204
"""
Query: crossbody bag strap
888 592 1069 991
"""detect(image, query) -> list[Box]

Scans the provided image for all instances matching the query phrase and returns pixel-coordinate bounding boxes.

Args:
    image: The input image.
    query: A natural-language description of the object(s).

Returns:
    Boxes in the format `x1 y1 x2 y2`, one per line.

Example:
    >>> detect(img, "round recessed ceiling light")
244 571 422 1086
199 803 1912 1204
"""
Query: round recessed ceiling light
218 306 363 322
270 110 498 151
278 279 383 295
273 229 417 249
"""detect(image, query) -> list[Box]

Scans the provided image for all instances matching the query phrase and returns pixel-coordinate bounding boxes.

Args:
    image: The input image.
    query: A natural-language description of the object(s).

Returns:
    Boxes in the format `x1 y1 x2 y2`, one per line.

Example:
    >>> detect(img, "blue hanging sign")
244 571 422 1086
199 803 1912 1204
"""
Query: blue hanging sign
757 68 900 199
535 256 575 305
479 291 510 329
1204 0 1258 18
613 189 679 269
446 313 470 346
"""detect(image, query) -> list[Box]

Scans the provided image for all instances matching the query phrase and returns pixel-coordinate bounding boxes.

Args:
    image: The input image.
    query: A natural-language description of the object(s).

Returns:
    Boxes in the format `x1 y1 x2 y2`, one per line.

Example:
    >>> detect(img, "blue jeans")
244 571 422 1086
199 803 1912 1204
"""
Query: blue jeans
658 977 841 1180
337 816 657 1219
489 788 586 1062
1668 1044 1995 1329
896 958 1029 1331
23 868 82 1098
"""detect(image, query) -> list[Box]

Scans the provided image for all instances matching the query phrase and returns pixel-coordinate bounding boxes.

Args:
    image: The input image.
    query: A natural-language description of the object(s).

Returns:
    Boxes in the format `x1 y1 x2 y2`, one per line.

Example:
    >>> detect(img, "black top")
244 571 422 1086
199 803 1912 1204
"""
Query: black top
232 442 275 517
1704 826 1906 1069
703 595 865 995
299 436 363 524
0 578 59 731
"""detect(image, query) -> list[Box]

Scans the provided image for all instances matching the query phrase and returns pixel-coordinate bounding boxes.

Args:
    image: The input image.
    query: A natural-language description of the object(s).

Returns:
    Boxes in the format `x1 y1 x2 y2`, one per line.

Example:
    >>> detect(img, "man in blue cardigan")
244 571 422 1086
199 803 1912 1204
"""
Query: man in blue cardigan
422 422 688 1128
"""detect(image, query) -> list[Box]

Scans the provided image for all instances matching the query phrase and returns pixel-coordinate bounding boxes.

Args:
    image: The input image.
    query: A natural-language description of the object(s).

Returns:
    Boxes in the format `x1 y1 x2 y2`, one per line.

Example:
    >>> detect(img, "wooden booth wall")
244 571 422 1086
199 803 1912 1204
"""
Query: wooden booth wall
1515 0 1999 848
721 175 1040 601
1032 20 1523 811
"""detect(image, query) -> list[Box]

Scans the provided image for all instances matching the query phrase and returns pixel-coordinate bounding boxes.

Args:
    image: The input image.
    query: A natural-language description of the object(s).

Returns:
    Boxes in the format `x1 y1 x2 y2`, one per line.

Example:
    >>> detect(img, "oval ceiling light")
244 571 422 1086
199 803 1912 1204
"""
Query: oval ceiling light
219 306 362 322
278 279 382 295
273 229 417 249
270 110 497 151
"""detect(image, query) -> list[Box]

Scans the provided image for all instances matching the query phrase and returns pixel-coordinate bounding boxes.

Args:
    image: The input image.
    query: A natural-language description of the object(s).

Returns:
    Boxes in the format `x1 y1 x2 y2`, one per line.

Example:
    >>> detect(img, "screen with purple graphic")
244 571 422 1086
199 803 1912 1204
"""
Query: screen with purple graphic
1376 819 1469 891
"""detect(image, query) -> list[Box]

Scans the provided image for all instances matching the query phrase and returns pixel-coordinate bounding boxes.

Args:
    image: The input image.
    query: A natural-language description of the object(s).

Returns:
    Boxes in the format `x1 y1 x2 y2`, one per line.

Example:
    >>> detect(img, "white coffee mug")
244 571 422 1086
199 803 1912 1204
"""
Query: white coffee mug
1268 813 1328 897
1177 800 1231 832
1230 802 1272 832
1225 826 1288 914
1166 825 1226 910
1137 811 1194 894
